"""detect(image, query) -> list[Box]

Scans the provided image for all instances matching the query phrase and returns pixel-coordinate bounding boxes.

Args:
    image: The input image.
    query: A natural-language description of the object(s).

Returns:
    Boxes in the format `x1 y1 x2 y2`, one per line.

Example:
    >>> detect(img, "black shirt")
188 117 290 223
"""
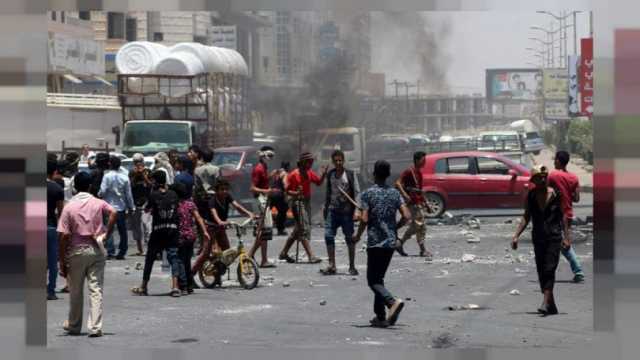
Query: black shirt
129 169 151 207
527 188 564 243
146 189 179 231
47 180 64 227
209 194 234 222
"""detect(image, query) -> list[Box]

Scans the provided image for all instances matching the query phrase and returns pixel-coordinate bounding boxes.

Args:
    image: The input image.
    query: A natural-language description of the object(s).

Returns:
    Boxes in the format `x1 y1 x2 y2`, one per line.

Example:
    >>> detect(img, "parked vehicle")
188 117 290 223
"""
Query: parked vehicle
523 131 545 155
477 131 523 152
420 151 531 217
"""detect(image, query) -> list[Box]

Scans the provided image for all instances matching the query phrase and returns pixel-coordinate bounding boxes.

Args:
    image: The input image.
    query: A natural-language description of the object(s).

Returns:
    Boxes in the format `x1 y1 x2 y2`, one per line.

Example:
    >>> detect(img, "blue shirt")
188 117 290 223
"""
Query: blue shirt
360 184 405 248
175 171 194 198
98 170 135 212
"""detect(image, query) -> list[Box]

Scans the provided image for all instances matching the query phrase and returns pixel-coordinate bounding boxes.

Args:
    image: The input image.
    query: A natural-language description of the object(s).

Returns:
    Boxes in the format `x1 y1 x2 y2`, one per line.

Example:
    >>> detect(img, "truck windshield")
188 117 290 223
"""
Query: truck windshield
122 122 190 153
319 134 355 151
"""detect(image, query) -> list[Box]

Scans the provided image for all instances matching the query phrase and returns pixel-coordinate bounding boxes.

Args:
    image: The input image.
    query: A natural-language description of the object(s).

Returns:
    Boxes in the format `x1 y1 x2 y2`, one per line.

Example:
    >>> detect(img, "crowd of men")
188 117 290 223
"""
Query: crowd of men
47 143 585 337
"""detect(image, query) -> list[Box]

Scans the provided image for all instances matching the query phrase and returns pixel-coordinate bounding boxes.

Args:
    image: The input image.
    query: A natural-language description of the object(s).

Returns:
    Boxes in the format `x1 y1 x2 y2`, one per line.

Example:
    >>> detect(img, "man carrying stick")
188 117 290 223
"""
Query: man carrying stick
247 146 278 268
320 150 361 276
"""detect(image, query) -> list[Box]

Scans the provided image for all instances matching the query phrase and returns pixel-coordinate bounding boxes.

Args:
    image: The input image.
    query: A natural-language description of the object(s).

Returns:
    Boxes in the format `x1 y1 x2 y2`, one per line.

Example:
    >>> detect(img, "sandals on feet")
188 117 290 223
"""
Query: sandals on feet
319 267 337 275
259 262 277 268
130 287 148 296
279 254 296 263
308 257 322 264
170 288 181 297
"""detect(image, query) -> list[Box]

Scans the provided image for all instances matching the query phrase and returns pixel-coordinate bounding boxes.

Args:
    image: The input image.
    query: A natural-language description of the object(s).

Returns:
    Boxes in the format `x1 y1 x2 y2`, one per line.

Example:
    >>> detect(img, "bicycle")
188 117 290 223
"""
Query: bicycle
197 218 260 290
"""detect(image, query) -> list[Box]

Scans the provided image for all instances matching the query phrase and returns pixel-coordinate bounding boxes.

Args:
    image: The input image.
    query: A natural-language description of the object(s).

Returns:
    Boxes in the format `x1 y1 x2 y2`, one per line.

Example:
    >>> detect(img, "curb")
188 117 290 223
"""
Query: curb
580 185 593 194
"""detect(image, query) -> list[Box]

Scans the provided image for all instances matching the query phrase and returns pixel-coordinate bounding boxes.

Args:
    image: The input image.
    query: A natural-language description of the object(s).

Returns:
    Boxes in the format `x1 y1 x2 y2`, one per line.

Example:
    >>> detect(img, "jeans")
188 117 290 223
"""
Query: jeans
178 243 195 289
106 211 128 257
561 246 584 275
66 245 105 335
143 241 180 282
367 247 396 320
47 226 58 295
324 209 355 247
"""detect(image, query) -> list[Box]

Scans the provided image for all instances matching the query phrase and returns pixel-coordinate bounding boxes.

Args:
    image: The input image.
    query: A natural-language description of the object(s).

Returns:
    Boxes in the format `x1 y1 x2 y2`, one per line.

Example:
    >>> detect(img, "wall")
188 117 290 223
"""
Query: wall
46 107 121 152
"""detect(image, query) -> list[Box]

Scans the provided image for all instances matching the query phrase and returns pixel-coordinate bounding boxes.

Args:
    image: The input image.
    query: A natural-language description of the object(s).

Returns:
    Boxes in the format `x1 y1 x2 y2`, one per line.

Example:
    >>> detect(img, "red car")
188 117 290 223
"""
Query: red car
420 151 531 217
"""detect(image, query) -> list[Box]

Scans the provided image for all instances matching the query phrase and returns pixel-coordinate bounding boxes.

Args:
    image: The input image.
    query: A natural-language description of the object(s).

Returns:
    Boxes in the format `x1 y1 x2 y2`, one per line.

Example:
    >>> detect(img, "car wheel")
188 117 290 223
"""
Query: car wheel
424 192 445 218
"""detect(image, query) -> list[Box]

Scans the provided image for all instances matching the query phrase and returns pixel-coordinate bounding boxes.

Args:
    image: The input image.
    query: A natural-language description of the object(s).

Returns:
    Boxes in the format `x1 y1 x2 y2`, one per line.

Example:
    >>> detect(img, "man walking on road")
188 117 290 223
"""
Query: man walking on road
278 152 327 264
193 148 220 256
355 160 410 328
57 172 117 337
247 146 278 268
320 150 360 276
395 151 432 258
548 150 585 283
99 156 135 260
129 154 152 256
47 159 64 300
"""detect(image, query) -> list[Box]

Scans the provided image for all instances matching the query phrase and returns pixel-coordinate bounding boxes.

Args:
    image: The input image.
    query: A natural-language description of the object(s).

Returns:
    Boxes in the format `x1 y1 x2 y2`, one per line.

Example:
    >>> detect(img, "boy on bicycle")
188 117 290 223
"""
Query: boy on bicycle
192 179 255 275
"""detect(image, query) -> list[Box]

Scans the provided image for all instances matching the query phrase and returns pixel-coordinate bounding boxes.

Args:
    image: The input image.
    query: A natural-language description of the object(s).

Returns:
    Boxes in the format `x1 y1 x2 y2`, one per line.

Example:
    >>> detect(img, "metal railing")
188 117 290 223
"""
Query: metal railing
46 93 121 110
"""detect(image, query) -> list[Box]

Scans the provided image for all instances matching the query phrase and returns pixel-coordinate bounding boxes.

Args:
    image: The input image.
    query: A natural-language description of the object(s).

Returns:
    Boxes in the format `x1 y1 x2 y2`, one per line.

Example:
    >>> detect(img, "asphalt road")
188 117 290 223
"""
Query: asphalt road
47 206 593 350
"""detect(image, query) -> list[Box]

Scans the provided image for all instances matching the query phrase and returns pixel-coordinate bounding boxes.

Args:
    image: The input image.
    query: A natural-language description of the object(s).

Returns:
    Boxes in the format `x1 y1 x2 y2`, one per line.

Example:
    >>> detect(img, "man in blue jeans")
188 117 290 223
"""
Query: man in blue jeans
548 151 585 283
320 150 361 276
47 159 65 300
99 155 135 260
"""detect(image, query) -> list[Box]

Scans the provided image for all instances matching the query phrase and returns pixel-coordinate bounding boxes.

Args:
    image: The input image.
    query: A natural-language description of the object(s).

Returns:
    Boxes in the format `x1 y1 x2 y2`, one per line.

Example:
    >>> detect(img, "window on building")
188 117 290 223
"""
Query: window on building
50 11 56 21
79 11 91 20
107 12 125 39
153 32 164 42
60 11 65 23
126 17 137 41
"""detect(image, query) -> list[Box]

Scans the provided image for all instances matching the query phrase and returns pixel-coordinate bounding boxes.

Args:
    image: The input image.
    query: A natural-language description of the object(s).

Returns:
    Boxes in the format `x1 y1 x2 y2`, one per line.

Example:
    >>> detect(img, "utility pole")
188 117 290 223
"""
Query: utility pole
573 11 578 54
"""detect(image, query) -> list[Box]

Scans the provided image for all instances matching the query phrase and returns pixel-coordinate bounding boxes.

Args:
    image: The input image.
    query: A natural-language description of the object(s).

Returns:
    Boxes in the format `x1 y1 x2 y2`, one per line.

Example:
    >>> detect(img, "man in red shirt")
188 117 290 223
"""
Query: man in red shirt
278 152 328 263
395 151 432 258
248 146 279 268
548 150 585 283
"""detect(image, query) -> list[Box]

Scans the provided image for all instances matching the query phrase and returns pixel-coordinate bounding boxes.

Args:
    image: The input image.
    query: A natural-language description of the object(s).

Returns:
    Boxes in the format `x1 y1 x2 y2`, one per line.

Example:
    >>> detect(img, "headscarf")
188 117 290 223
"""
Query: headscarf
153 152 175 185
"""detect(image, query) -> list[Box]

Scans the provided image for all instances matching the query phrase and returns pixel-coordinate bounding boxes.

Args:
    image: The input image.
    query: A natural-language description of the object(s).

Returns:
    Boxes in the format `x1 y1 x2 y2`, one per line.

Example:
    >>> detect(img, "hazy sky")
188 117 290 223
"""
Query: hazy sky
371 11 592 96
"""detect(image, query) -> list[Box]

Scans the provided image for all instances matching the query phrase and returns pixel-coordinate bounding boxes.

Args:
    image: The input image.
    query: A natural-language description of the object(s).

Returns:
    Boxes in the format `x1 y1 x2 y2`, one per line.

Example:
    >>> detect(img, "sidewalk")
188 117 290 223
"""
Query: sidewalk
531 147 593 193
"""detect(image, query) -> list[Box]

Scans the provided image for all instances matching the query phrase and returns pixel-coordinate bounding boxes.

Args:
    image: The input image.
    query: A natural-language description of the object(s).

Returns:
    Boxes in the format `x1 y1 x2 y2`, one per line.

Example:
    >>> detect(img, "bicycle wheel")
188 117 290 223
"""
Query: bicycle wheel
237 256 259 290
198 258 221 289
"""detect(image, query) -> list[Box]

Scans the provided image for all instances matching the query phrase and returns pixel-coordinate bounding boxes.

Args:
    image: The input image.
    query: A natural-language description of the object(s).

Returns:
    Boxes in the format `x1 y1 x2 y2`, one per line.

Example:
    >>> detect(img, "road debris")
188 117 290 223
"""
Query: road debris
446 304 483 311
282 282 291 288
135 262 143 270
461 254 476 262
319 299 327 306
509 289 521 296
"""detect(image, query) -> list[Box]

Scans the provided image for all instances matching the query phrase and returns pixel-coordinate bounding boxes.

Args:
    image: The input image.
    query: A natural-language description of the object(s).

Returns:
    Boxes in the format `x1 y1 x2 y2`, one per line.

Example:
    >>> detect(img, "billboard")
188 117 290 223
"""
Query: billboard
543 69 569 100
486 69 542 101
579 38 594 116
568 55 581 115
209 26 237 50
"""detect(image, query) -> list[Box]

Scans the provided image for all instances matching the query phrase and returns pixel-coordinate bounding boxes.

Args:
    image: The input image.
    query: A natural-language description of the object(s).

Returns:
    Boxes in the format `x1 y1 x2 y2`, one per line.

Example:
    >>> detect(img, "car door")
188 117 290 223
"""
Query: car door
430 156 477 209
474 156 523 208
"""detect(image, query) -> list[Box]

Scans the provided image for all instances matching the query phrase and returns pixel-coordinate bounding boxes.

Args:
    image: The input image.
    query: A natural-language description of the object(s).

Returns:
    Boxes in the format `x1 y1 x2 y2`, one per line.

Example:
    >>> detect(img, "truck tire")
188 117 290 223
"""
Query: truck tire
424 192 445 218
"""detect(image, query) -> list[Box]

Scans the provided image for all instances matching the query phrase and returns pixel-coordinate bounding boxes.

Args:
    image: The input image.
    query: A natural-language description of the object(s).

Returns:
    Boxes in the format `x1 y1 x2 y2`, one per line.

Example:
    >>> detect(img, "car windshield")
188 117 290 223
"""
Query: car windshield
481 134 519 142
526 132 541 139
212 152 243 167
122 123 190 153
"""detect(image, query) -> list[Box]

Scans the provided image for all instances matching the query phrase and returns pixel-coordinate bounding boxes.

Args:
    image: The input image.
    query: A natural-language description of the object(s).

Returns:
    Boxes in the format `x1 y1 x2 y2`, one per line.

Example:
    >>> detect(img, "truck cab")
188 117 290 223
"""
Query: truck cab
314 127 366 177
121 120 198 157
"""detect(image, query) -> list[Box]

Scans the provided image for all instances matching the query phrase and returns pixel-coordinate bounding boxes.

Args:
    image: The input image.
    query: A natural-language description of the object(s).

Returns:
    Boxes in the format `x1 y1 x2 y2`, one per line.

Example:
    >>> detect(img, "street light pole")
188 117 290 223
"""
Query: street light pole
573 11 578 54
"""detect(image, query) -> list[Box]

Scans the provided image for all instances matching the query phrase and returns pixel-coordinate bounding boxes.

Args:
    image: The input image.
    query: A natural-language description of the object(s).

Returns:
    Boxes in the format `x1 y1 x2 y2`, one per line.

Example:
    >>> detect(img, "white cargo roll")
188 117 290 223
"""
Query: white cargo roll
155 51 205 97
204 46 229 73
116 41 169 74
212 47 235 74
226 49 249 76
170 43 226 74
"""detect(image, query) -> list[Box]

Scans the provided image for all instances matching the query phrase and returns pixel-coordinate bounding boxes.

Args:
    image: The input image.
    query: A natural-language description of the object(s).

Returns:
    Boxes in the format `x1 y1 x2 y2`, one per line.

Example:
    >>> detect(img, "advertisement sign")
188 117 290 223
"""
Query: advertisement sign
568 55 580 115
48 32 105 76
543 69 569 100
545 101 569 119
210 26 237 50
579 38 594 116
486 69 543 101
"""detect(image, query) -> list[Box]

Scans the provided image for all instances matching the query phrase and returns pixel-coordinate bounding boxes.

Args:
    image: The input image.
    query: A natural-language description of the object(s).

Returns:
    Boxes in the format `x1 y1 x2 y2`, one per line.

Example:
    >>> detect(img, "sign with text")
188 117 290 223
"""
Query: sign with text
568 55 580 115
543 69 569 101
579 38 594 116
545 101 569 119
48 32 105 76
210 26 237 50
